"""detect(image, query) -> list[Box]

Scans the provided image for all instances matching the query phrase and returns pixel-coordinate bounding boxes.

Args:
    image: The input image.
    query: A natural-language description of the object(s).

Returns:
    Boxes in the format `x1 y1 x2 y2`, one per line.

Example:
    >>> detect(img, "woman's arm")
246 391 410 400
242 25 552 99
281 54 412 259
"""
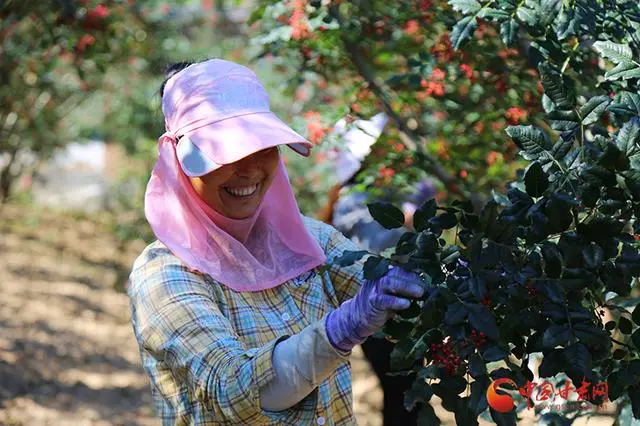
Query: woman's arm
259 313 350 411
129 256 300 423
129 252 350 421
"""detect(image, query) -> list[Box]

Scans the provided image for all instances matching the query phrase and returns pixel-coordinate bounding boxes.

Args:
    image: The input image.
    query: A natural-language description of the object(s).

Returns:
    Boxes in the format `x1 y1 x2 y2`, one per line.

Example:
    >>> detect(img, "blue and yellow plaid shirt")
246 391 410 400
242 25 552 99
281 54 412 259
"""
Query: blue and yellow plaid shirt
128 216 366 425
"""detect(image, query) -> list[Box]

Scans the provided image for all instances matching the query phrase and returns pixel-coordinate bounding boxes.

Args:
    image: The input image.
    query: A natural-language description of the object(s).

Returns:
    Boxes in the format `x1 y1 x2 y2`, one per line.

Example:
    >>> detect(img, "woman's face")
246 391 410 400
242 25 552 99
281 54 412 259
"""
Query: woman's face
189 146 280 219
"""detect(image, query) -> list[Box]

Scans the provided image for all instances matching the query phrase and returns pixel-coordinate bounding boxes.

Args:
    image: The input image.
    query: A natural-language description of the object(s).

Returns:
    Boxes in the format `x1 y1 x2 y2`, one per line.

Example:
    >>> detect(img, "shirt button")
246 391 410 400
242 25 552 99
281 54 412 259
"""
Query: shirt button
281 312 291 321
316 417 325 425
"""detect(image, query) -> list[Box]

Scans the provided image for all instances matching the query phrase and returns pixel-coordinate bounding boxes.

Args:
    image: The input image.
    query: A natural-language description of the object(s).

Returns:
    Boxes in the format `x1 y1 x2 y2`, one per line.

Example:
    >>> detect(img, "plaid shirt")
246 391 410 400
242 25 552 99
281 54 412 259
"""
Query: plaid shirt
128 216 366 425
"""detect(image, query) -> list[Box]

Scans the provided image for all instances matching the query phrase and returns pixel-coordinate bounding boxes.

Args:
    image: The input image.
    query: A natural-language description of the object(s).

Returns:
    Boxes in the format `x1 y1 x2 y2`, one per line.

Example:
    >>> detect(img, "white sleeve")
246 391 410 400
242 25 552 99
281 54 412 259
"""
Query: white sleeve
258 314 351 411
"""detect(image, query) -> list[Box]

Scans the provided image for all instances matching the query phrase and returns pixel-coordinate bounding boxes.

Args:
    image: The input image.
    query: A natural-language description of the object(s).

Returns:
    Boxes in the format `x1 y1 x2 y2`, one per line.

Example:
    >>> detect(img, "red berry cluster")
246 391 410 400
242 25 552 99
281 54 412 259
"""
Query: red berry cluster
429 341 462 376
526 283 538 297
417 0 432 11
470 329 487 349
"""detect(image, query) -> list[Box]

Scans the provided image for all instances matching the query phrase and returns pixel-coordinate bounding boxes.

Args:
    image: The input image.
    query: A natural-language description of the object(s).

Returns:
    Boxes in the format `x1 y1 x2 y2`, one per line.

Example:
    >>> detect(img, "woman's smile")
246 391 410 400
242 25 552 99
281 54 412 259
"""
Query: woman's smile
223 182 260 198
189 147 280 219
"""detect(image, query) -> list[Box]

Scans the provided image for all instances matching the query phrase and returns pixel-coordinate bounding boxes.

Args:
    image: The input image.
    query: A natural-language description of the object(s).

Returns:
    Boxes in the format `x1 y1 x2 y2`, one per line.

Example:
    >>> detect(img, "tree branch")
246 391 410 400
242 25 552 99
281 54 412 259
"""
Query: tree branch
327 5 470 201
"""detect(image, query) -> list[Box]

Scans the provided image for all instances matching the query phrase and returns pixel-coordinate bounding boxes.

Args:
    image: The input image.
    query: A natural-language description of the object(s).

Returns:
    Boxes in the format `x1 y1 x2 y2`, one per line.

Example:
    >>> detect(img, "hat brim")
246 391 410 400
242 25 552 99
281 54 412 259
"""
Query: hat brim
176 111 312 177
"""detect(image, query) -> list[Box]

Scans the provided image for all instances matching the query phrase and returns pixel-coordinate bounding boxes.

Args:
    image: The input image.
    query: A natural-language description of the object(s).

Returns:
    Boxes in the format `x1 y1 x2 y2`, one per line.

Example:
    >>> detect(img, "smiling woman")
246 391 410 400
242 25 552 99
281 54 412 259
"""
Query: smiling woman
127 58 426 425
188 146 280 219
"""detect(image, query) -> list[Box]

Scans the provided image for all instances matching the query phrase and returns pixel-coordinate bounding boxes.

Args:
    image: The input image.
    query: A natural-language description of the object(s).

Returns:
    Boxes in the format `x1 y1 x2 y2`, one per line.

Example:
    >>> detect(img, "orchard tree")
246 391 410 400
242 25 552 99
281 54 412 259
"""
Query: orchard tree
0 0 194 202
249 0 640 424
248 0 556 205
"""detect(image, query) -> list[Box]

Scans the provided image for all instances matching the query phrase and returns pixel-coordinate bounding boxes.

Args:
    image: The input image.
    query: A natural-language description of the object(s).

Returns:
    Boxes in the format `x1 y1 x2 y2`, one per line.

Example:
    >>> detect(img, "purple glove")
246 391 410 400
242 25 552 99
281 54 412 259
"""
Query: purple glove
325 267 425 352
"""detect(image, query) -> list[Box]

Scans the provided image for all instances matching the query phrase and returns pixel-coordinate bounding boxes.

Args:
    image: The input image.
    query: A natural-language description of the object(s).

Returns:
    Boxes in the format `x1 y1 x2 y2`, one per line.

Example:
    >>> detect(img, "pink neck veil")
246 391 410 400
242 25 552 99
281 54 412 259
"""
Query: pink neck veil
144 135 327 292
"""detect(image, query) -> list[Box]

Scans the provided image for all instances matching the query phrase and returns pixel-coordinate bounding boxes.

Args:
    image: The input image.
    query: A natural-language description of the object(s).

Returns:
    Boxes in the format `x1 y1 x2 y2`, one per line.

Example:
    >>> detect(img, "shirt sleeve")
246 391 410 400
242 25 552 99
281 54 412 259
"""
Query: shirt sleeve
324 225 368 305
259 313 349 411
129 253 295 424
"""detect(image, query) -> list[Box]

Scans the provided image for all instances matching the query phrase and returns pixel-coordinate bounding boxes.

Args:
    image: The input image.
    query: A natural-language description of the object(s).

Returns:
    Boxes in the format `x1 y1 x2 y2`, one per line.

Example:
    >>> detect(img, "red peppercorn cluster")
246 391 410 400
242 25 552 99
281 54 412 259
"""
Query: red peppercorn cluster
481 295 491 307
429 340 462 376
470 329 487 349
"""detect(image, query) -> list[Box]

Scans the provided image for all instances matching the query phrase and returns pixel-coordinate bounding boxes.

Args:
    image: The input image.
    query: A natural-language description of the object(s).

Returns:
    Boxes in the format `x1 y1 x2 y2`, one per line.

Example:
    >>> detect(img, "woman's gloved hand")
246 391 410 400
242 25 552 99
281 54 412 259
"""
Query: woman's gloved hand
325 267 425 352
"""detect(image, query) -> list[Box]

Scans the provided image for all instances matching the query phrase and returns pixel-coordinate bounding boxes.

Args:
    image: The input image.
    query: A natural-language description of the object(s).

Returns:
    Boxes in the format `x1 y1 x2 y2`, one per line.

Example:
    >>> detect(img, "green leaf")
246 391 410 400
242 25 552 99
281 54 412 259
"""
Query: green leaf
555 6 579 40
539 349 564 377
469 376 489 415
539 62 576 109
469 276 487 299
490 409 517 426
563 342 592 381
613 349 627 360
414 199 437 232
440 245 461 264
448 0 481 13
593 41 634 64
404 377 434 411
479 8 511 20
334 250 368 266
605 61 640 81
482 343 509 362
611 91 640 116
582 243 604 269
598 143 629 171
386 74 407 87
416 403 441 426
398 300 422 319
626 170 640 199
543 324 572 349
505 125 552 161
500 19 519 46
451 15 477 50
550 134 574 160
619 316 633 334
363 256 391 280
445 301 468 325
430 211 458 230
247 4 267 24
629 384 640 420
454 397 478 426
546 109 579 131
419 364 442 379
632 329 640 351
468 353 486 378
384 320 414 341
517 5 538 26
542 243 563 278
368 202 405 229
416 231 439 256
579 95 611 126
616 117 640 156
524 161 549 197
633 305 640 326
468 305 500 341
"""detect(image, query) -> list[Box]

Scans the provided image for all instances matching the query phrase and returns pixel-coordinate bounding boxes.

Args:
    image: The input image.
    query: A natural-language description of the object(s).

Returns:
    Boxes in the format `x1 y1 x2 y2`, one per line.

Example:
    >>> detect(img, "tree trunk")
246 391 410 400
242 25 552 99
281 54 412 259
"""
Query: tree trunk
0 162 15 204
0 148 21 204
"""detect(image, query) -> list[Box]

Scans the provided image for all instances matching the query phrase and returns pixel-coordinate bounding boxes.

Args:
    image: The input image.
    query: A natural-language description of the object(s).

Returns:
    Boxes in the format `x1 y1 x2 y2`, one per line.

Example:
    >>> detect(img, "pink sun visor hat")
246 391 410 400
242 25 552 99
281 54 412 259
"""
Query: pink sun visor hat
161 59 313 177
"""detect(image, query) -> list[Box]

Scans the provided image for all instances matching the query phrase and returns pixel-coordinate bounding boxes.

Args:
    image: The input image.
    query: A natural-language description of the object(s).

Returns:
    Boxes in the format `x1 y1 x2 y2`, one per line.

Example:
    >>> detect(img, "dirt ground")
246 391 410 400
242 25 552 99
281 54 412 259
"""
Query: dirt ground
0 204 620 425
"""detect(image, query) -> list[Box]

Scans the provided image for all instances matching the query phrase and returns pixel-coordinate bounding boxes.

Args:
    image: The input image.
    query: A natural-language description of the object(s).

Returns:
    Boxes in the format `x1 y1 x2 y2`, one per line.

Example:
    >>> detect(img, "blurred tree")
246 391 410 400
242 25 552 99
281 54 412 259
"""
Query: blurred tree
0 0 194 202
246 0 604 207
